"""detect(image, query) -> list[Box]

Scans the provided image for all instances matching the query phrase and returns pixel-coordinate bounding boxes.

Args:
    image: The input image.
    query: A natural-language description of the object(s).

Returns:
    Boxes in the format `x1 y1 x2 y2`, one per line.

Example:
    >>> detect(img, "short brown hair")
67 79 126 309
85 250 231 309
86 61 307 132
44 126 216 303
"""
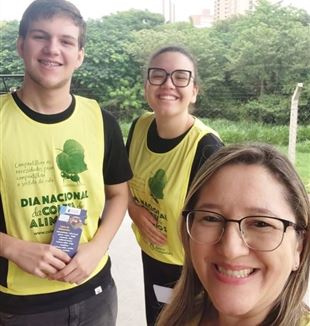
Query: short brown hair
19 0 86 49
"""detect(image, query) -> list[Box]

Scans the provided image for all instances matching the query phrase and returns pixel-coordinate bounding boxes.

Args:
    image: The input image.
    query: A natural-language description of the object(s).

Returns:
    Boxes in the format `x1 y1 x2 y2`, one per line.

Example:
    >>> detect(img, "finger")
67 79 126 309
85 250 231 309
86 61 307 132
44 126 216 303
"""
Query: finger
150 234 167 245
63 269 80 284
147 228 167 245
52 248 72 263
144 214 157 225
67 271 86 285
50 262 76 280
48 257 69 271
33 268 48 279
148 224 166 240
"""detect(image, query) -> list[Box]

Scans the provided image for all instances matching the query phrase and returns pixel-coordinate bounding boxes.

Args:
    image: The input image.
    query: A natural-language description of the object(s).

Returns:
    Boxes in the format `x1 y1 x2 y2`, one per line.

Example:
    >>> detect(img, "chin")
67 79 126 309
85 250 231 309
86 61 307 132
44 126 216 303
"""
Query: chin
211 295 258 318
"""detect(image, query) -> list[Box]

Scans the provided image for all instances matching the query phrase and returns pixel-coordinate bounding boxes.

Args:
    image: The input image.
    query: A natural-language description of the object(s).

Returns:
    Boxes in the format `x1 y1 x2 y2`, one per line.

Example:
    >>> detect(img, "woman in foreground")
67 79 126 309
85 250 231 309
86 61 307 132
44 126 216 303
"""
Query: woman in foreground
157 143 309 326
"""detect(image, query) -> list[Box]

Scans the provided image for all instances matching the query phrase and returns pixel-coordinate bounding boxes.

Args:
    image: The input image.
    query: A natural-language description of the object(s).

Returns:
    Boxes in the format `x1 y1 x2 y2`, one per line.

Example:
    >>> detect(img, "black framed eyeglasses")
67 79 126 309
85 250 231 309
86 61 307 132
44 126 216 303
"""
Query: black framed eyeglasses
183 210 305 252
147 68 193 88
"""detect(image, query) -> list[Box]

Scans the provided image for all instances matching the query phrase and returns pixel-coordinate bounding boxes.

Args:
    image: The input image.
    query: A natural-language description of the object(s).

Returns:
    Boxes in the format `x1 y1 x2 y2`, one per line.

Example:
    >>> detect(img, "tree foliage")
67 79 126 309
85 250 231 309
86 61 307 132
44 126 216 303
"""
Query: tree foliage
0 2 309 124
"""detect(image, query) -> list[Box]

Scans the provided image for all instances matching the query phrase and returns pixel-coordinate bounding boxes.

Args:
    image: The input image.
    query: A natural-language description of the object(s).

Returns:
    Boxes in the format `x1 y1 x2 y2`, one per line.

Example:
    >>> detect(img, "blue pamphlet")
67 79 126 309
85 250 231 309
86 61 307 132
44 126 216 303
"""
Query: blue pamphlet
51 205 87 257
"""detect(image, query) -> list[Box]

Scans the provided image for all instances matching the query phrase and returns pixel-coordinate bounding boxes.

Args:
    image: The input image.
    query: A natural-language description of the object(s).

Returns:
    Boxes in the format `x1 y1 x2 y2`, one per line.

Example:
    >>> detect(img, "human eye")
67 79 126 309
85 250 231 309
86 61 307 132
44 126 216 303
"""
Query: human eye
60 36 77 47
150 69 165 79
244 217 281 232
31 33 47 40
195 211 223 225
173 70 190 81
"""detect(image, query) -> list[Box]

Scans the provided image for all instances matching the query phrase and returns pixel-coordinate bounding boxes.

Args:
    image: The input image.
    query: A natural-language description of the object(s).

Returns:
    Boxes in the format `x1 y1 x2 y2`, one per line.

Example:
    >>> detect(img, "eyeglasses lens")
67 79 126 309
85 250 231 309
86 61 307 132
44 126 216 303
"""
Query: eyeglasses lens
148 69 191 87
187 211 285 252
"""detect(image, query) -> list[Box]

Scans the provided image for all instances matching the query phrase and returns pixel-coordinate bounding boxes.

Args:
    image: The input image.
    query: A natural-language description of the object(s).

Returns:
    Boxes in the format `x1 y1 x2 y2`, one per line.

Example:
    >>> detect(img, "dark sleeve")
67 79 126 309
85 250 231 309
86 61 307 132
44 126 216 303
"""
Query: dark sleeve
102 109 133 185
125 117 139 153
188 133 224 188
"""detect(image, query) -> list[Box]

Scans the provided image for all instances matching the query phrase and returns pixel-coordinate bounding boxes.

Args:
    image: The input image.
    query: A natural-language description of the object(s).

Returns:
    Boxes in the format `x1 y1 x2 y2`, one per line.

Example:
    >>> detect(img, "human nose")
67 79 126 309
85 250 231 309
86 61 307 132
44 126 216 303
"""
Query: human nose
161 73 175 88
217 222 250 258
43 38 60 55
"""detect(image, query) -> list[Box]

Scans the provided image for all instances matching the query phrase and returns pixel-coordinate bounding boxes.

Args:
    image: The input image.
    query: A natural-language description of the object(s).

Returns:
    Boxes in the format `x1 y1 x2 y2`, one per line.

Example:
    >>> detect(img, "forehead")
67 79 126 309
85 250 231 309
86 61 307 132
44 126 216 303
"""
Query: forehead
196 164 294 219
150 51 194 71
28 15 80 38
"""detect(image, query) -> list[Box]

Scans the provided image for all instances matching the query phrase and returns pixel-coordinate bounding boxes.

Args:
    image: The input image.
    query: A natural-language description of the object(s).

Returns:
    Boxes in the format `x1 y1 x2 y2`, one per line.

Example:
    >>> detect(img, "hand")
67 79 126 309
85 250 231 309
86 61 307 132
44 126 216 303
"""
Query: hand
128 202 167 246
49 241 104 284
10 240 71 278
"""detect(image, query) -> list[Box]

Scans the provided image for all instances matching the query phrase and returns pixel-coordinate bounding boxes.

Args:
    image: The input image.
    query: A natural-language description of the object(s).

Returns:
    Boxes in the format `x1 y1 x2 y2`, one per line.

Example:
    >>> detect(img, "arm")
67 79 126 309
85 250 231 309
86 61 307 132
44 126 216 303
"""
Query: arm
50 182 129 284
128 194 166 246
0 232 71 278
189 134 224 187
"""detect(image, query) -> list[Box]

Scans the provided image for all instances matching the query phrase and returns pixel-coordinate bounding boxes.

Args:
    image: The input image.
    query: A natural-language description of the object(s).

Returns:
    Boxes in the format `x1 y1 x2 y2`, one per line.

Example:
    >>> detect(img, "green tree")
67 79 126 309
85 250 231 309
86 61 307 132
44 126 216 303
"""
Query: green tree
74 10 164 120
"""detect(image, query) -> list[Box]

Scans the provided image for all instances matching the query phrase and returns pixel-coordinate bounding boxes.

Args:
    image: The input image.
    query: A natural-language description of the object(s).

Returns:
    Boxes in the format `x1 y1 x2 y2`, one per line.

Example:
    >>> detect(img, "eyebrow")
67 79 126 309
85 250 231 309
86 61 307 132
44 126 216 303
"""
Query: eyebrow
196 203 278 217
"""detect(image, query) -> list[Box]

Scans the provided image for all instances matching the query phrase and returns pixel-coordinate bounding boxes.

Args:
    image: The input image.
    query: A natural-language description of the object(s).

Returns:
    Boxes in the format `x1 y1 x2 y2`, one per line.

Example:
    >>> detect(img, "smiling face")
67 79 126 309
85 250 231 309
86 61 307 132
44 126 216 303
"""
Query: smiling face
190 163 303 325
145 51 198 119
17 15 84 92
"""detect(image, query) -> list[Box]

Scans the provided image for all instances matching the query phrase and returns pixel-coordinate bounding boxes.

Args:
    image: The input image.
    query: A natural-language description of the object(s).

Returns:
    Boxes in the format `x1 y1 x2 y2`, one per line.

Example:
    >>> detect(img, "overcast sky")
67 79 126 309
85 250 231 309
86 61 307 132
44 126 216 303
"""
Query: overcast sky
0 0 309 22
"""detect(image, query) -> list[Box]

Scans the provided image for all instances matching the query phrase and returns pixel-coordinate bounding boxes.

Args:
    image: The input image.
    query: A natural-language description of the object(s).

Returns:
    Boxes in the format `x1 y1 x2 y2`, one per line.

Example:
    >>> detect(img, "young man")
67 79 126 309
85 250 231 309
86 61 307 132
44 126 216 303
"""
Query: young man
0 1 132 325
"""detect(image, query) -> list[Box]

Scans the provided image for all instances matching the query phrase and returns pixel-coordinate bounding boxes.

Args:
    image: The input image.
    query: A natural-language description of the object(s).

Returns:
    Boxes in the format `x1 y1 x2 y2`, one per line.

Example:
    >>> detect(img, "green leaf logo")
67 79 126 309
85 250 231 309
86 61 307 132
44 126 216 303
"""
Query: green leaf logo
56 139 87 183
148 169 167 203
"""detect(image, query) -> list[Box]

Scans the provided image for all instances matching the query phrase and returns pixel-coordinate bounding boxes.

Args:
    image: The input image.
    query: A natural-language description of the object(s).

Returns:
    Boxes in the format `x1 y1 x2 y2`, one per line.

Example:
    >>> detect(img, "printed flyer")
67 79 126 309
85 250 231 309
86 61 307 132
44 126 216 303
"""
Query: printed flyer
51 205 87 257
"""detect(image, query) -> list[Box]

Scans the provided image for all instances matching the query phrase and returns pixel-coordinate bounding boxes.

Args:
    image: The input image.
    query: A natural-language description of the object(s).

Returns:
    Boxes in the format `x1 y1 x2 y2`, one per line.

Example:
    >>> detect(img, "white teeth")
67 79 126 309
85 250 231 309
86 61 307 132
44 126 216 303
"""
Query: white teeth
40 60 60 67
159 95 176 100
217 266 253 278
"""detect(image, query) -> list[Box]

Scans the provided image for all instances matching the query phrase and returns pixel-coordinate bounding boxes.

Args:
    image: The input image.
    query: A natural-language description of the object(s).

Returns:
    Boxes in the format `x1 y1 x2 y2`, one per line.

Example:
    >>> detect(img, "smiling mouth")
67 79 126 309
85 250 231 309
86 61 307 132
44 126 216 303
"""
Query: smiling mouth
39 60 62 67
158 95 178 100
216 265 256 279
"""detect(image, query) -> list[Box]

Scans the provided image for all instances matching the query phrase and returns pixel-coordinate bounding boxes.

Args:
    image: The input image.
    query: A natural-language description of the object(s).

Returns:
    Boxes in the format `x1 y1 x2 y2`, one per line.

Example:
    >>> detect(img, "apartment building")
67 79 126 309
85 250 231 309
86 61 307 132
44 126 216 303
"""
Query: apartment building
214 0 279 21
190 8 214 28
214 0 256 21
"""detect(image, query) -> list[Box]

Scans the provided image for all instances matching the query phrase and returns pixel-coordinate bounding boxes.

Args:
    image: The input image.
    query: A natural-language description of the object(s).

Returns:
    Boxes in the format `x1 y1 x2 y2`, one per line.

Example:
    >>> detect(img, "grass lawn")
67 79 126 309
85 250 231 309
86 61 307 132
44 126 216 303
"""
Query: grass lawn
277 146 310 192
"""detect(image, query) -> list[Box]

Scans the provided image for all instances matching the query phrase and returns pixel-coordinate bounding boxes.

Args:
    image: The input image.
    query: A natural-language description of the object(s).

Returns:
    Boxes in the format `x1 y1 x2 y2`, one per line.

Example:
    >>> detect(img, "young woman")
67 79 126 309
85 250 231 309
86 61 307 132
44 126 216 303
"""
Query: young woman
126 45 223 325
157 143 310 326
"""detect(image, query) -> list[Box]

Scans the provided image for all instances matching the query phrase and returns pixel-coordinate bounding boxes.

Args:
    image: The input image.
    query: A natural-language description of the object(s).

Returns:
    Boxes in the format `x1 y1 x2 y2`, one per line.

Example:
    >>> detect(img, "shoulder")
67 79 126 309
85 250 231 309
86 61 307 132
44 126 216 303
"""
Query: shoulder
199 132 223 146
74 95 100 108
196 133 224 159
99 108 122 137
134 112 154 128
0 93 13 108
101 108 119 125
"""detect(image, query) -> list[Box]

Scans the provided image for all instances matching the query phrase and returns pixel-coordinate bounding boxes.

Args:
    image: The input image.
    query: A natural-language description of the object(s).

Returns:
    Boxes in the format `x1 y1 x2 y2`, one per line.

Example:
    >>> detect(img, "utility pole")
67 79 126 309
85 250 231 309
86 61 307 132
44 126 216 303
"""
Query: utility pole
288 83 303 164
162 0 166 21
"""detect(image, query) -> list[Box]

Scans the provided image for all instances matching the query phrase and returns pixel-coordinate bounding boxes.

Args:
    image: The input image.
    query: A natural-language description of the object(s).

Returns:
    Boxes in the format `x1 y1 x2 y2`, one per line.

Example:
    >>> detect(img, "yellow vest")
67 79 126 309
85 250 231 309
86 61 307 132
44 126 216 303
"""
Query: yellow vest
129 112 219 265
301 313 310 326
0 93 108 295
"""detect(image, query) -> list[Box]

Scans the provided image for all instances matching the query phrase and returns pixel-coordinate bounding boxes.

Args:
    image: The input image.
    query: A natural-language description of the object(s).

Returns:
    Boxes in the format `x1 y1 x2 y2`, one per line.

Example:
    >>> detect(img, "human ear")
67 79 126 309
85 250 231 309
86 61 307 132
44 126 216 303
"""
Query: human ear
190 85 199 104
16 37 25 59
75 47 85 70
292 235 304 271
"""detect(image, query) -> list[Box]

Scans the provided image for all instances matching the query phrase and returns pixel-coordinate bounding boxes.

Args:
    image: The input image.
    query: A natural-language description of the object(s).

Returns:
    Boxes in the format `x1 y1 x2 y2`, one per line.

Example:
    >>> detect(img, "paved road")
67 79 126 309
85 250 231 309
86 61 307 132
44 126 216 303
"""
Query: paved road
109 214 310 326
110 214 146 326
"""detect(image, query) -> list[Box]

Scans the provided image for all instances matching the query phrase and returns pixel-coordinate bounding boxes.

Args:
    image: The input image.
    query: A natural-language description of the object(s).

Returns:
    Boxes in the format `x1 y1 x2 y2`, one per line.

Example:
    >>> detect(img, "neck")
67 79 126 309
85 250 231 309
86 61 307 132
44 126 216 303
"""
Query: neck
17 83 72 115
155 113 194 139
